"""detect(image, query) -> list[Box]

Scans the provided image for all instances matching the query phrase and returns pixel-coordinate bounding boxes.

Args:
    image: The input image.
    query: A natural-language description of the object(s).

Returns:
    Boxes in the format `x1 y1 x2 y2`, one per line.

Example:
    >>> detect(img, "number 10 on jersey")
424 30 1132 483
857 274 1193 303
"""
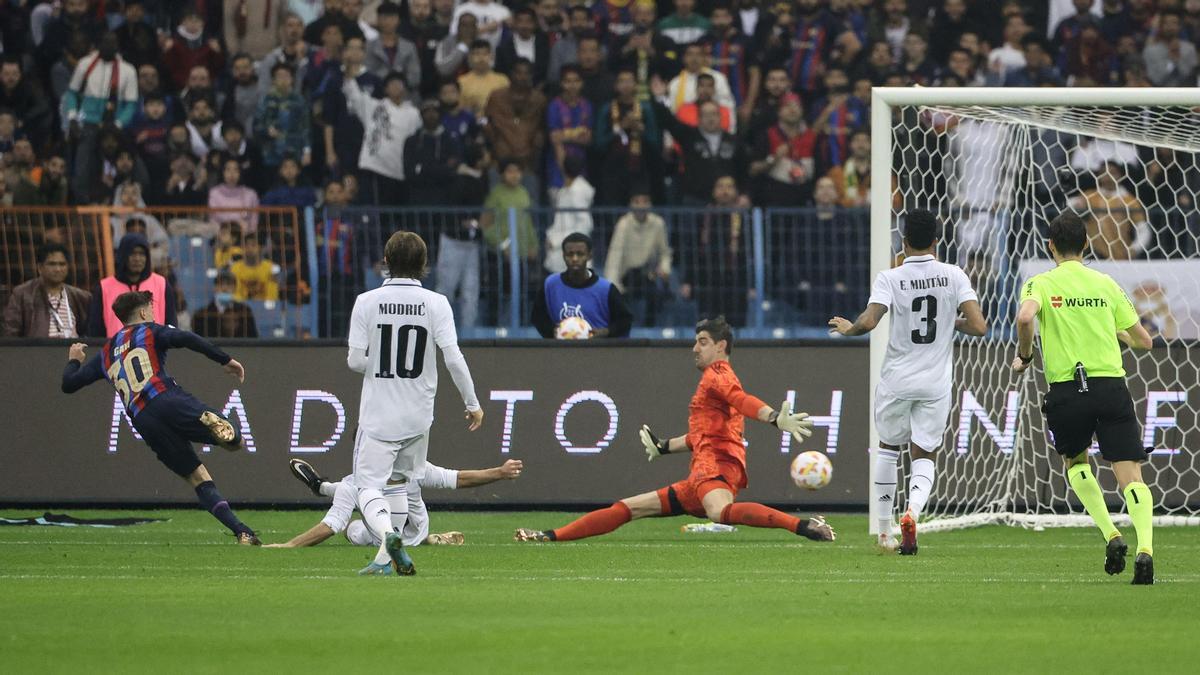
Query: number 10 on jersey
375 324 428 379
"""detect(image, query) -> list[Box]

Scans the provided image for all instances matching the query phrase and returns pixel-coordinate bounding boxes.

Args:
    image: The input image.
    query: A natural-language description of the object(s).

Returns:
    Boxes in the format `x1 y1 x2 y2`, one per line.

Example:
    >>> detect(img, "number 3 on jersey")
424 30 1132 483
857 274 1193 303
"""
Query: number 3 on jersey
106 347 154 407
911 295 937 344
376 323 428 378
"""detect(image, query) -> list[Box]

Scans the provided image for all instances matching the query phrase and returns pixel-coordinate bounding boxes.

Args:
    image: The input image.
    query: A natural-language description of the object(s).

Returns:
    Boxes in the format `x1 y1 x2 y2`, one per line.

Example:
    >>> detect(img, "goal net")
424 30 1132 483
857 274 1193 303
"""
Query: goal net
870 88 1200 533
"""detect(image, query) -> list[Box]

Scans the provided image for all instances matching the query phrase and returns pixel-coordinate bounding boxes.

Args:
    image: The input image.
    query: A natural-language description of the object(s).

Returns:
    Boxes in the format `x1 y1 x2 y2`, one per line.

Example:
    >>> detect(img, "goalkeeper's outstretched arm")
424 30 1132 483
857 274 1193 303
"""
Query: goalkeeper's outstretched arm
828 303 887 337
641 427 691 461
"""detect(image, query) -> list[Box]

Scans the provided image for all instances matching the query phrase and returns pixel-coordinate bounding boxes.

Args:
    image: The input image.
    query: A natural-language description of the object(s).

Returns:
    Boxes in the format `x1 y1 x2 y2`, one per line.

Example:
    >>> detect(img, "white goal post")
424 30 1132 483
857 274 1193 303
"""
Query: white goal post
869 87 1200 535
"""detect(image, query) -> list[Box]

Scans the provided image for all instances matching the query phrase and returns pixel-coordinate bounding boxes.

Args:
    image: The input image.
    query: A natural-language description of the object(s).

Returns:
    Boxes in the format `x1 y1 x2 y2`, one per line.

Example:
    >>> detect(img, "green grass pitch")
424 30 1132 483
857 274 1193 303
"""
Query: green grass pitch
1 509 1198 673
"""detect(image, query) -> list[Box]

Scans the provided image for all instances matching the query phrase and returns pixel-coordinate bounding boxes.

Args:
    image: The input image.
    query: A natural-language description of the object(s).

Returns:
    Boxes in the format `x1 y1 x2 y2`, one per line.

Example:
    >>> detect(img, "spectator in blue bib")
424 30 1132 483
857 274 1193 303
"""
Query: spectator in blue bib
532 232 633 339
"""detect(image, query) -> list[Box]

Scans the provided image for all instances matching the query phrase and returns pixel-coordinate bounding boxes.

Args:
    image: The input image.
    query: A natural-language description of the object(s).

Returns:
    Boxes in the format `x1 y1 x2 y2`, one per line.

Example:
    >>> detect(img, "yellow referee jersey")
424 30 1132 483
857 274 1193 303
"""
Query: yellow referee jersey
1020 261 1140 384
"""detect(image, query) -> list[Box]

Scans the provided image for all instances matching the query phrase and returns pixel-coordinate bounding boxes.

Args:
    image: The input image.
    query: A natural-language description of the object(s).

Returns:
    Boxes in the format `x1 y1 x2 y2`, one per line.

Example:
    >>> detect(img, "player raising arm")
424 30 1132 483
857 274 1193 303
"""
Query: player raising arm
516 316 836 543
265 458 523 548
61 291 259 544
347 231 483 576
828 210 986 554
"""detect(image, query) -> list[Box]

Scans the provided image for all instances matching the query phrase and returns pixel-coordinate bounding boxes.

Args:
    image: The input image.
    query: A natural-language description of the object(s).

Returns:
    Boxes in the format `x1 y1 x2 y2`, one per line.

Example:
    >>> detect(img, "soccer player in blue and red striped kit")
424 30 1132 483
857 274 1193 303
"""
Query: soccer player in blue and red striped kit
61 290 260 545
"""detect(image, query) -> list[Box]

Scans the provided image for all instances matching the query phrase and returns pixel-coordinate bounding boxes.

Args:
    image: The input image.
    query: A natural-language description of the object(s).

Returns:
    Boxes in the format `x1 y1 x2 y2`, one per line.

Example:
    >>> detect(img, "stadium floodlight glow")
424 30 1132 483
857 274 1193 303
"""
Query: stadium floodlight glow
870 87 1200 534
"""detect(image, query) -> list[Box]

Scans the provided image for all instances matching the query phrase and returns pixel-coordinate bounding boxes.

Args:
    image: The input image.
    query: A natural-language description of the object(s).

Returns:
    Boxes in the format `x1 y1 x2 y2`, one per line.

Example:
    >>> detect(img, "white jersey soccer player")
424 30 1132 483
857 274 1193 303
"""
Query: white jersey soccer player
266 458 523 549
829 209 987 555
347 231 483 576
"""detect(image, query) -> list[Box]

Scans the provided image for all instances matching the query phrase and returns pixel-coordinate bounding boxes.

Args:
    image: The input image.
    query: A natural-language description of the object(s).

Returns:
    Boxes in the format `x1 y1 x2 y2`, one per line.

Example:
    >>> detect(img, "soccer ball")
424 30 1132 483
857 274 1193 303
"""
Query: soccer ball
790 451 832 490
555 316 592 340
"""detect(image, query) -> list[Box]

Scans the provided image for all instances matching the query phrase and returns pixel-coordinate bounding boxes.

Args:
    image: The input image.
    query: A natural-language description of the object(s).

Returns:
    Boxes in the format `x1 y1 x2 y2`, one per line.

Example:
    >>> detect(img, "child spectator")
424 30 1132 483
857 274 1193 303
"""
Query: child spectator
128 92 173 182
254 64 312 176
230 232 280 301
214 221 245 270
483 159 538 258
543 155 595 274
262 157 319 210
482 159 538 322
458 39 510 115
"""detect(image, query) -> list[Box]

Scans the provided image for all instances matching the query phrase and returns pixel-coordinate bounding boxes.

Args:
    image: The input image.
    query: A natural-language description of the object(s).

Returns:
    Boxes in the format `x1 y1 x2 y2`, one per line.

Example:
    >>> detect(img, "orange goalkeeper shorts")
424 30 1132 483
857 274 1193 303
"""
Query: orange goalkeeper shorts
657 457 747 518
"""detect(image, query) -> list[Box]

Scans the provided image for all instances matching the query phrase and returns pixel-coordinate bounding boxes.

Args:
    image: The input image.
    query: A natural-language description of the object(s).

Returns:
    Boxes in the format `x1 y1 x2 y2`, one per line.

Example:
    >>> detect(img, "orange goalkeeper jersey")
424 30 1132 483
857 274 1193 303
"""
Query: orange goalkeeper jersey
686 360 767 469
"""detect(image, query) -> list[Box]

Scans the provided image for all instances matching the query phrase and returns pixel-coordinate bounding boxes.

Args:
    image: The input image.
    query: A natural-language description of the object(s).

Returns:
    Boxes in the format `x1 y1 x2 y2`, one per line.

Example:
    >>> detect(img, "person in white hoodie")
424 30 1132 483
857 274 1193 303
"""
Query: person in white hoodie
344 71 422 205
543 154 595 274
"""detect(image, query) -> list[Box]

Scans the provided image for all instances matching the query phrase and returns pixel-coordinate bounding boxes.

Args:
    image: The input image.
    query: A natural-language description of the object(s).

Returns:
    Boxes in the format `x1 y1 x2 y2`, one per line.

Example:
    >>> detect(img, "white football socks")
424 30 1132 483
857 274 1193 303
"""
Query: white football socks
357 488 394 565
384 482 409 541
319 480 339 498
908 458 936 519
874 448 900 535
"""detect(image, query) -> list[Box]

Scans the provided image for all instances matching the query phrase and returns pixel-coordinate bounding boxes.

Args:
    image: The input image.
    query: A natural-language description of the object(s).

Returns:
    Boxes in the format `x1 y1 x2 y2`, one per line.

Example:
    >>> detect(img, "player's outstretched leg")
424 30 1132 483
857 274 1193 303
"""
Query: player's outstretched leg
1064 455 1126 575
516 491 662 542
200 411 242 451
714 501 836 541
189 467 259 545
702 488 836 541
516 502 632 542
289 459 329 497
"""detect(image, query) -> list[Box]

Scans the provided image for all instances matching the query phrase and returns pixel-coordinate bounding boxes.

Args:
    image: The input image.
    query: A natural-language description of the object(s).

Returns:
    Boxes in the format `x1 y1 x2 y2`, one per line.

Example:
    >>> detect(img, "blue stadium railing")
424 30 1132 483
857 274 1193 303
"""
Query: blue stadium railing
308 206 871 339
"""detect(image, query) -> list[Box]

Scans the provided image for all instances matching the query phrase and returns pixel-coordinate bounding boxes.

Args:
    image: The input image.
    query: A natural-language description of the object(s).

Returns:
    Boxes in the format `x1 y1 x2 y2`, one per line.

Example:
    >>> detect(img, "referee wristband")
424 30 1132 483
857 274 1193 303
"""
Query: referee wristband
1018 353 1033 364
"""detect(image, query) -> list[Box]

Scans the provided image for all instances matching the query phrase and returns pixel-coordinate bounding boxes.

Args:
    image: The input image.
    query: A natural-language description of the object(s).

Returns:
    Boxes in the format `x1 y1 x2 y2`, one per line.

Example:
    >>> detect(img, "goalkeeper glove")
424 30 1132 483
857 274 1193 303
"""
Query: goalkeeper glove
770 401 813 442
640 424 670 461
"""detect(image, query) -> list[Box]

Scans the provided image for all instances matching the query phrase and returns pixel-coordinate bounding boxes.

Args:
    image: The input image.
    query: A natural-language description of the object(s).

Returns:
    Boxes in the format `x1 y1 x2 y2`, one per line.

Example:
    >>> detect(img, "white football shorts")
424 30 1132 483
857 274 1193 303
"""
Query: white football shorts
874 383 951 451
351 427 431 490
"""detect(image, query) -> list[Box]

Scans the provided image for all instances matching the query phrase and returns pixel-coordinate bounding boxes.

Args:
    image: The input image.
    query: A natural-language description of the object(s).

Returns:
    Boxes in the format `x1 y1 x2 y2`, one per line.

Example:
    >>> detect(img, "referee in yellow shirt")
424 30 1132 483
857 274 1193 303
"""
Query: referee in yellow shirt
1012 212 1156 585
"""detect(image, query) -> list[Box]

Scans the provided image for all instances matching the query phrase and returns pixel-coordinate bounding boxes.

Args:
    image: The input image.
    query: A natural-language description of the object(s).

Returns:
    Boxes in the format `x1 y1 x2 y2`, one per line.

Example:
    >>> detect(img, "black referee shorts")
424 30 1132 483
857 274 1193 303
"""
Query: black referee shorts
1041 377 1147 463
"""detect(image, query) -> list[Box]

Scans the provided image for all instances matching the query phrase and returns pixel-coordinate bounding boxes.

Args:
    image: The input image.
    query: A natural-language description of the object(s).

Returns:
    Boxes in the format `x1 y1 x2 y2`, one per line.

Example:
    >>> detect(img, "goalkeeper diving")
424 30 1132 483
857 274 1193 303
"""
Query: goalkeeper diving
516 316 836 543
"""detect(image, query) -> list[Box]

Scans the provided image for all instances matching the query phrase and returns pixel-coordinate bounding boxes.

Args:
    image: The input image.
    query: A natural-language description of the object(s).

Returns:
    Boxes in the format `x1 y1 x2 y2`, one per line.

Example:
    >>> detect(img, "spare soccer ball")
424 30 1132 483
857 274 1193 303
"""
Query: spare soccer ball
555 316 592 340
790 451 832 490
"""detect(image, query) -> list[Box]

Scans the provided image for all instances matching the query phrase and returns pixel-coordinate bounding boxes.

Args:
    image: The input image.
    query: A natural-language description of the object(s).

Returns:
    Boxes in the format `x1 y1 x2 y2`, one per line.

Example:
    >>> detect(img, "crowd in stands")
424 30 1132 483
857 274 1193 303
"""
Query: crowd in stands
2 0 1200 338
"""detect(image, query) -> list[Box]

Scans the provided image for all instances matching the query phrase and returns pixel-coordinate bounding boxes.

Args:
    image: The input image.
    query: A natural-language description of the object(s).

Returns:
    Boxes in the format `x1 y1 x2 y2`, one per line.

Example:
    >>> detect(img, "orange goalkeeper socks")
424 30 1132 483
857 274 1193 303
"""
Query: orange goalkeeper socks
719 502 801 533
551 502 633 541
